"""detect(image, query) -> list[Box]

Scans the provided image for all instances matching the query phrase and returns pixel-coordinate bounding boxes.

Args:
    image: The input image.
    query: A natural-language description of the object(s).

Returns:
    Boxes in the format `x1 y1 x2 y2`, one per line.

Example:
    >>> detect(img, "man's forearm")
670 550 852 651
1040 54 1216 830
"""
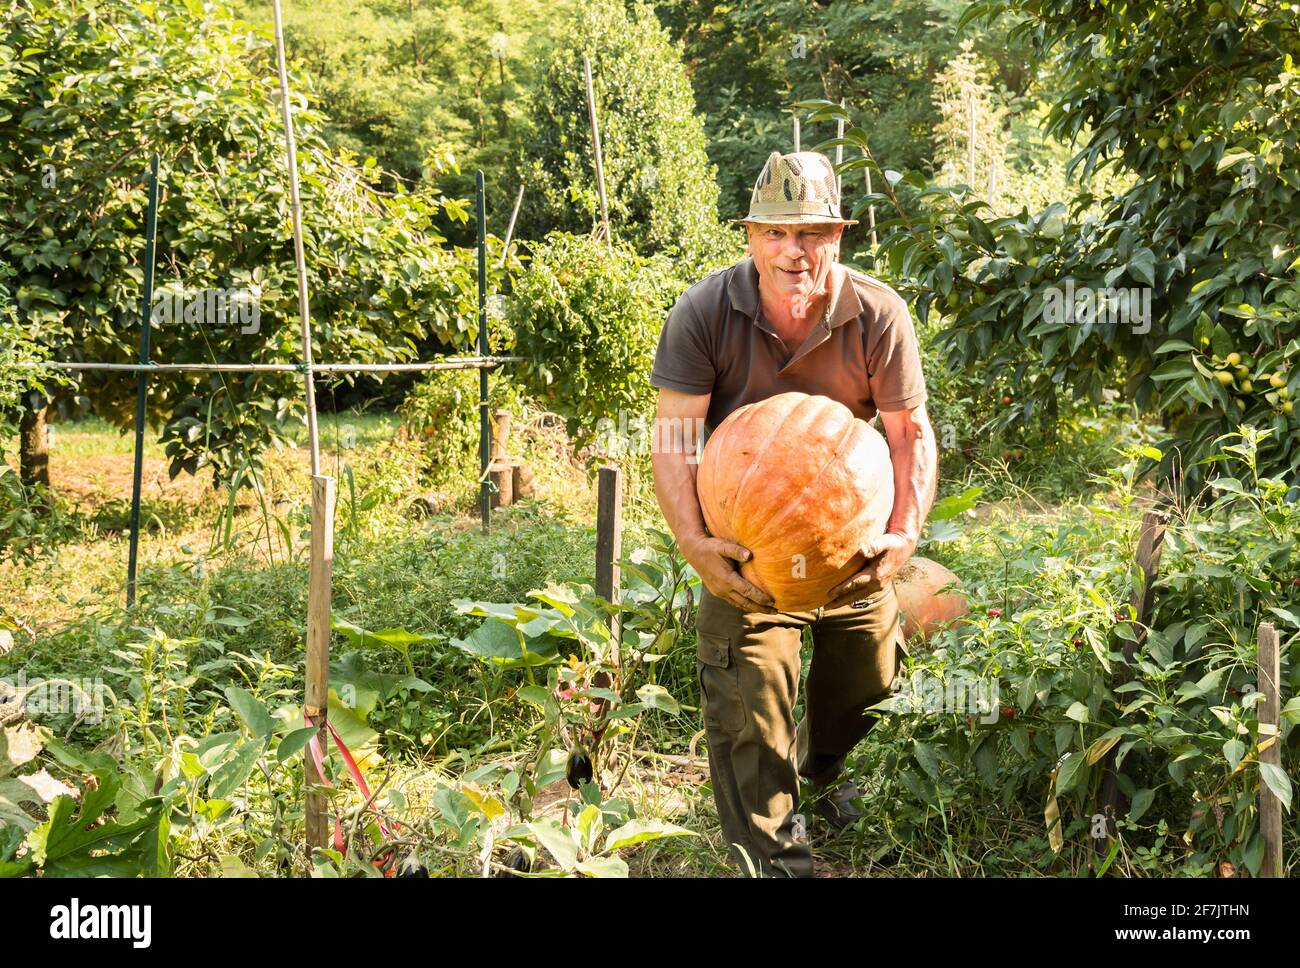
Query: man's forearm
885 425 938 545
652 451 709 556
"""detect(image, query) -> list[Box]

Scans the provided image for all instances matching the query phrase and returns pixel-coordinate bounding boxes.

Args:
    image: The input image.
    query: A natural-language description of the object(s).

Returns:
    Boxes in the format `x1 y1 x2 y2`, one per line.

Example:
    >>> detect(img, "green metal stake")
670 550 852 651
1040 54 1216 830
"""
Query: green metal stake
477 170 490 533
126 153 161 609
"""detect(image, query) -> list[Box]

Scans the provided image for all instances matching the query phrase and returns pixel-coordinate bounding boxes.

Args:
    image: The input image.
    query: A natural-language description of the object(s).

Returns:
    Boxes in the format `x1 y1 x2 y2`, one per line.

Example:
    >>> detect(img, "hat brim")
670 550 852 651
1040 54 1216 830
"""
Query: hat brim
730 214 859 227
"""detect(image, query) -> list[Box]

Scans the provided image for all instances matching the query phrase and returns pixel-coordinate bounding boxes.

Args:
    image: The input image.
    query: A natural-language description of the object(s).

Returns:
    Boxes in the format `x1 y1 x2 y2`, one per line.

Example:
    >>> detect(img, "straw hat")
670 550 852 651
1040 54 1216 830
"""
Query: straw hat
732 150 858 226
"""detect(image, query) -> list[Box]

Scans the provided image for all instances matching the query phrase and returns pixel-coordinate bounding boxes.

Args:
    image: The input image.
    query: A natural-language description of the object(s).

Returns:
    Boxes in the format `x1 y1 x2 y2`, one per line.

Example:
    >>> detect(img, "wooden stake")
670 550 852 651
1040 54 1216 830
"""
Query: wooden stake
1095 509 1168 850
489 462 513 509
511 461 534 500
834 100 844 199
863 152 878 248
1257 622 1283 878
967 93 977 189
591 466 623 724
582 55 611 246
490 409 512 462
1124 510 1168 662
304 474 336 855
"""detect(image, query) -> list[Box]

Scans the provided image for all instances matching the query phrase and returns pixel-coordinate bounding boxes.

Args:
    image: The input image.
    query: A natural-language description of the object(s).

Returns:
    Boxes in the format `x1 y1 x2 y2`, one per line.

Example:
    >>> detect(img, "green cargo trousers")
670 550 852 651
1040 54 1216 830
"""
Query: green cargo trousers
693 580 907 878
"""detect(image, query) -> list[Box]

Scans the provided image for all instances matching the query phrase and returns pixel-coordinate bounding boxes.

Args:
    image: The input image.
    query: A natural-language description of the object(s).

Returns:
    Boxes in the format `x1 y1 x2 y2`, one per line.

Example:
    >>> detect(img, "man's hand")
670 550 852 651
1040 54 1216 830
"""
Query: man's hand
684 535 775 613
825 531 916 610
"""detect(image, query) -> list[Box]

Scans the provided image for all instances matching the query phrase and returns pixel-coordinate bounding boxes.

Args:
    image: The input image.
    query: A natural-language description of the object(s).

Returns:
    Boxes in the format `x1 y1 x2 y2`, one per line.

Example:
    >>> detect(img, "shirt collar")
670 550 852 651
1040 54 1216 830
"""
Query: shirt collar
728 257 862 330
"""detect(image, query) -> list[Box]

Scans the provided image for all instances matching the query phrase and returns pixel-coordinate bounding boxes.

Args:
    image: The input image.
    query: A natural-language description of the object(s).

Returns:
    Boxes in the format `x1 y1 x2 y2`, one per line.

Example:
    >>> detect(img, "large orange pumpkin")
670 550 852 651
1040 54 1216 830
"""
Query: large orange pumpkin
696 392 894 611
894 557 968 644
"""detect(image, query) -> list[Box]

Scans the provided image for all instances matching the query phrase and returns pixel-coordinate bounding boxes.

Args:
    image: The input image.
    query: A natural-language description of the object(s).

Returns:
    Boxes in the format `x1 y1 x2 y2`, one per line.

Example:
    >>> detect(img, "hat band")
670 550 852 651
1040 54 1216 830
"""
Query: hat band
748 199 842 218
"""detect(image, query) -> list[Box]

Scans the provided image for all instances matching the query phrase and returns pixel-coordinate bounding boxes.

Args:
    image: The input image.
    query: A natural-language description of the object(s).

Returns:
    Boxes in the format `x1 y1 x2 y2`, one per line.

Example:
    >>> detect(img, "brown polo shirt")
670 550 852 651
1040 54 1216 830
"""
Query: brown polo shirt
650 257 927 434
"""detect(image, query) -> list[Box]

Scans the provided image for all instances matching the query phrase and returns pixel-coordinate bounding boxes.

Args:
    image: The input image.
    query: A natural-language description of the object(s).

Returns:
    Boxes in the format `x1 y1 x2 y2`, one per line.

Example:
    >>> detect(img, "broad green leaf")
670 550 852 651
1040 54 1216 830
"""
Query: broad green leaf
605 818 697 852
514 685 553 708
1128 788 1155 822
913 740 942 782
576 803 602 852
1223 739 1246 771
218 855 259 878
576 855 628 877
535 748 569 788
528 818 578 871
1055 751 1087 794
277 727 320 763
1259 762 1292 812
208 739 265 799
635 683 679 715
224 686 274 738
1216 150 1254 172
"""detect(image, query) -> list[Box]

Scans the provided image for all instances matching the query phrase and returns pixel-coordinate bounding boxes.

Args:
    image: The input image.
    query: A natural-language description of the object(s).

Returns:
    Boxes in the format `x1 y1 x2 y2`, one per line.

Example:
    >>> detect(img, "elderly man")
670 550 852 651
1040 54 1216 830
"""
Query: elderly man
649 150 937 877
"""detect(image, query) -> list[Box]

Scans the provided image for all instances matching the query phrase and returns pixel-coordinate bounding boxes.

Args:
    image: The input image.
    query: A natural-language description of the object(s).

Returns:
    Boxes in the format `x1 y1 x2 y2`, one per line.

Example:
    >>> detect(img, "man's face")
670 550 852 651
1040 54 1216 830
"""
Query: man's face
746 222 844 317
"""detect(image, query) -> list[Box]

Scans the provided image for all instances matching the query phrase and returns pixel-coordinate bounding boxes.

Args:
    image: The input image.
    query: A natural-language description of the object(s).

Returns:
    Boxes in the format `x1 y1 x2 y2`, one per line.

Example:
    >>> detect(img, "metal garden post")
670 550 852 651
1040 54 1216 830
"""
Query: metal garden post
478 171 490 533
125 152 160 609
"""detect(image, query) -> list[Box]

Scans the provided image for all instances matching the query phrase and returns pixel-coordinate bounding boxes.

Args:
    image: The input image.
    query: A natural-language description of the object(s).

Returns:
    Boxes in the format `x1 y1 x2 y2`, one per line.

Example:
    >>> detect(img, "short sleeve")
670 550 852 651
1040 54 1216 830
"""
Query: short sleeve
650 292 716 395
867 291 928 412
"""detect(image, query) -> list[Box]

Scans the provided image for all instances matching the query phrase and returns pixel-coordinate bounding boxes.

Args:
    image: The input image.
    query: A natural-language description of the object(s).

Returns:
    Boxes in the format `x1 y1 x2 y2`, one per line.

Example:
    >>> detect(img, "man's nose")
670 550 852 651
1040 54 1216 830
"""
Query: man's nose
784 239 807 261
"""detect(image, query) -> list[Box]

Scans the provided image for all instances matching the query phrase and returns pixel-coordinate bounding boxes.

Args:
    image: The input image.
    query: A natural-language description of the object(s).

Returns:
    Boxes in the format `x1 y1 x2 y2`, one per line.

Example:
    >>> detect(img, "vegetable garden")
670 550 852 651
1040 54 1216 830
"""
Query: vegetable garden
0 0 1296 890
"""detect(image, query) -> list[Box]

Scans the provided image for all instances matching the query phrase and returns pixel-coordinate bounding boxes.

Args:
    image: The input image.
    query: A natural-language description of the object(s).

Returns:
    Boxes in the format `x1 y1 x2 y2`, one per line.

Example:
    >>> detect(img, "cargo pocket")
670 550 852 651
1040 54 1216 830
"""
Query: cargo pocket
696 631 745 733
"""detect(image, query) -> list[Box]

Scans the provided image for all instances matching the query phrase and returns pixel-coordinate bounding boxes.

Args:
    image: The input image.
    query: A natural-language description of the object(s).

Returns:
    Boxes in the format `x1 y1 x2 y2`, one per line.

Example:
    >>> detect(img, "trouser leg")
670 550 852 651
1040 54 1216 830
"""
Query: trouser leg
796 582 907 789
694 586 812 878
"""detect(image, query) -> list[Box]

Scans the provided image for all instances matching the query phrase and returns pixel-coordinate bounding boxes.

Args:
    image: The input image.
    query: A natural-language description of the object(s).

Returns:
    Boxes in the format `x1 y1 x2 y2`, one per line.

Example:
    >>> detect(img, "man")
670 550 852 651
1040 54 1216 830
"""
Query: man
649 150 937 877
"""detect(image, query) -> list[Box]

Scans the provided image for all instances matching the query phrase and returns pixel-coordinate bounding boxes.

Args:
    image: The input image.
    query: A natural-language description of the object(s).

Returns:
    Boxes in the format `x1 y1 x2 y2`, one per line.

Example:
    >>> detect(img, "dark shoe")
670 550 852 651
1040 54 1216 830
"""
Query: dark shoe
812 780 865 830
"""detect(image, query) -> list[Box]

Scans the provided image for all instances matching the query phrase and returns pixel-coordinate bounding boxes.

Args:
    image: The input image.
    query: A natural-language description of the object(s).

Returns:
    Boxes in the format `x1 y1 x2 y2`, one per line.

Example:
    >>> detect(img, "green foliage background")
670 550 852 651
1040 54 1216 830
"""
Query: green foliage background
0 0 500 484
513 0 736 271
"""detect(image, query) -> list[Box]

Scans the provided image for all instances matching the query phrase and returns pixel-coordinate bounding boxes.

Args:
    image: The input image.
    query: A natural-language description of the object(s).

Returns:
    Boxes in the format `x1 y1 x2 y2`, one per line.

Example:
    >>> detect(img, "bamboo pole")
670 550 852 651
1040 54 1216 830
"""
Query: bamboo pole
582 55 611 246
793 115 801 152
500 183 524 268
1257 622 1283 878
272 0 321 479
125 153 160 610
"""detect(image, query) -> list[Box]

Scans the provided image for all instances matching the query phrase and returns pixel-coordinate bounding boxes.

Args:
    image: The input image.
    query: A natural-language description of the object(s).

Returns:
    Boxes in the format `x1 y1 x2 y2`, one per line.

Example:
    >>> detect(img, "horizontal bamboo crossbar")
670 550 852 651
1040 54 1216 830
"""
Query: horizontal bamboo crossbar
12 356 523 374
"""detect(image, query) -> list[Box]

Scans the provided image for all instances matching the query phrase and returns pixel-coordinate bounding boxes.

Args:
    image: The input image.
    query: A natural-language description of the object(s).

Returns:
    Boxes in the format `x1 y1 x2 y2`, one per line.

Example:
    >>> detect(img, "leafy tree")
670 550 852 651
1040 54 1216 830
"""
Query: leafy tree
653 0 1029 220
230 0 576 239
927 40 1133 219
831 0 1300 484
514 0 735 272
507 232 685 446
0 0 503 486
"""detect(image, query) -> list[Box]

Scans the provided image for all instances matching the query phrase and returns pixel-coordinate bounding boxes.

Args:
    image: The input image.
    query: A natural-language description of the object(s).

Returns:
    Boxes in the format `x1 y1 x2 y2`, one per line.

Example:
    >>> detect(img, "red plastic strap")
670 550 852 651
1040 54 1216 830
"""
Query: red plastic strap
304 714 396 850
325 719 396 841
306 729 334 790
